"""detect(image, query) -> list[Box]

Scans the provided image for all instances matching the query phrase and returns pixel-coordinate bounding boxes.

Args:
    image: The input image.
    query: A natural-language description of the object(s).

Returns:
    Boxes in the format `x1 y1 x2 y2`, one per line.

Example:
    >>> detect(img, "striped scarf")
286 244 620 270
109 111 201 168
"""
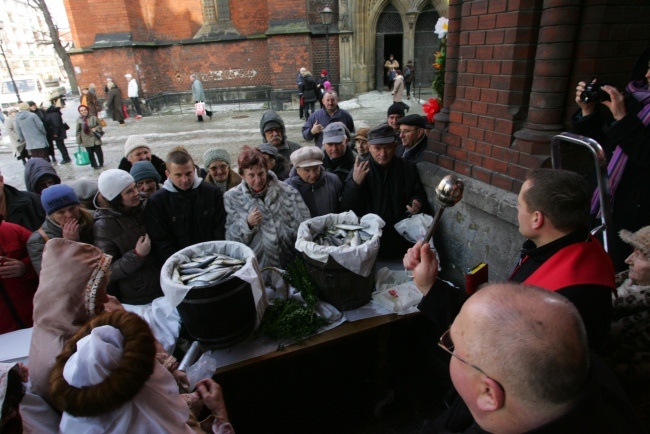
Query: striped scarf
590 80 650 215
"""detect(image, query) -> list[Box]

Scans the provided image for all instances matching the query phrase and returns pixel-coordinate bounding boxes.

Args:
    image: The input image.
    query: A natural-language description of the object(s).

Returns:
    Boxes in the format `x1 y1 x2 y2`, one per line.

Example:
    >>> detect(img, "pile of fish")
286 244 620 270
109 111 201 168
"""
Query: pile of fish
174 253 245 287
311 224 372 248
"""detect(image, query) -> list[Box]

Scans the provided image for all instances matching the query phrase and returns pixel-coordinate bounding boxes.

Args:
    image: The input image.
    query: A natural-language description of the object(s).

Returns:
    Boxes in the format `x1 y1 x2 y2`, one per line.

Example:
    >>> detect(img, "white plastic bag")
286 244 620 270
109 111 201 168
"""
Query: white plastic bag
186 352 218 391
295 211 385 277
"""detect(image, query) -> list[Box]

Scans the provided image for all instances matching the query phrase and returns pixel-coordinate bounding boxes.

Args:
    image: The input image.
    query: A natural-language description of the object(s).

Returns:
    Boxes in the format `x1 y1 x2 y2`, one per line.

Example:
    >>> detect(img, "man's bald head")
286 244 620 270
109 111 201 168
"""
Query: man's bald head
456 284 589 409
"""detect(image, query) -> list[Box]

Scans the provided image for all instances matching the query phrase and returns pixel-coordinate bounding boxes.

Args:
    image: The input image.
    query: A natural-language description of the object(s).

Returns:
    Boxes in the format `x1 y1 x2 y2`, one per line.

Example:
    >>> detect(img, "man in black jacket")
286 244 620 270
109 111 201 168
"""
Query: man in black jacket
146 148 226 265
341 124 431 259
0 170 45 231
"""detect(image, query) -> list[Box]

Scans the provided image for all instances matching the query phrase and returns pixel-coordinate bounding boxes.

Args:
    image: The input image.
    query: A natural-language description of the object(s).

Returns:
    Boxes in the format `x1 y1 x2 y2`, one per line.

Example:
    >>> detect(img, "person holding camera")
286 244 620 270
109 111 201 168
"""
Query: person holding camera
573 47 650 272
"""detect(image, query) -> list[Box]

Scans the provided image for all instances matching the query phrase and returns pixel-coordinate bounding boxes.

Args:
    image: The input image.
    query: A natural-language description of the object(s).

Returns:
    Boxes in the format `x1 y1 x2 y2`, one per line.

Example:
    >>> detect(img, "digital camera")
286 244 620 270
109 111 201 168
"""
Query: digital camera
580 81 610 103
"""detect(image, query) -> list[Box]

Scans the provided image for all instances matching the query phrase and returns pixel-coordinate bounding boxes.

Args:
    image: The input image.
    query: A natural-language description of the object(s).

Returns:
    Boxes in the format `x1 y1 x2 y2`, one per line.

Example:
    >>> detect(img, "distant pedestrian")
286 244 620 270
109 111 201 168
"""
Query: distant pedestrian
391 70 405 103
300 71 319 119
28 101 53 161
3 107 29 164
104 77 118 97
125 73 143 119
14 102 50 160
106 81 126 126
190 74 213 122
76 105 104 169
384 54 399 91
79 85 101 117
297 67 307 120
404 60 414 100
45 101 72 164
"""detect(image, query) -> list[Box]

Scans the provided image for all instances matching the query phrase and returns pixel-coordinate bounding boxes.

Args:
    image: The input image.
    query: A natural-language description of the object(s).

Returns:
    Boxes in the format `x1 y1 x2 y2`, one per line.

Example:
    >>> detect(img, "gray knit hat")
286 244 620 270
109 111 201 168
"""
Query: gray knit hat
257 143 278 158
203 149 230 170
130 161 161 183
98 169 135 201
620 226 650 256
123 135 151 158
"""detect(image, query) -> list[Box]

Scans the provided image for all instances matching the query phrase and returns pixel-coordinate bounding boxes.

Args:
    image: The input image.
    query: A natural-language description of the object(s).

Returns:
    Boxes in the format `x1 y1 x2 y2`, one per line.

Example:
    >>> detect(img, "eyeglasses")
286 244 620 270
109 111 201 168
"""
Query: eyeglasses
438 329 504 390
399 128 419 135
266 127 282 135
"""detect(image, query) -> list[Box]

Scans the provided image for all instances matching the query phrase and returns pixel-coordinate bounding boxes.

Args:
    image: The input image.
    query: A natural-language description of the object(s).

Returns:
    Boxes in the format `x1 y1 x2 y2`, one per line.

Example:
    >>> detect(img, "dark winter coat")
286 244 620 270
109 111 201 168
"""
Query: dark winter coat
119 154 168 183
340 156 431 259
272 155 292 181
26 208 94 275
300 74 319 103
106 87 126 122
572 49 650 272
323 145 357 184
258 110 301 161
93 203 163 305
24 158 60 193
2 184 45 231
285 167 342 217
146 177 227 265
45 105 68 140
396 134 428 164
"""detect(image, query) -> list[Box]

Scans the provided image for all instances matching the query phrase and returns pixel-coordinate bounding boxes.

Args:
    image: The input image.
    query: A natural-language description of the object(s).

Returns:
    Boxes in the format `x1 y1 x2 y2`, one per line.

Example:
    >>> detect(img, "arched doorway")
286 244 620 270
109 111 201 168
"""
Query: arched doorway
375 4 404 91
413 6 440 94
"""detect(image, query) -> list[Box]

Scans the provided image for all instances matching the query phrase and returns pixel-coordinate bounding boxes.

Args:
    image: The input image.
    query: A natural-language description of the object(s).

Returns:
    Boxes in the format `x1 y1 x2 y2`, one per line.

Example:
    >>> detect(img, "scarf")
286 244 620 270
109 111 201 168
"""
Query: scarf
82 115 90 135
590 80 650 215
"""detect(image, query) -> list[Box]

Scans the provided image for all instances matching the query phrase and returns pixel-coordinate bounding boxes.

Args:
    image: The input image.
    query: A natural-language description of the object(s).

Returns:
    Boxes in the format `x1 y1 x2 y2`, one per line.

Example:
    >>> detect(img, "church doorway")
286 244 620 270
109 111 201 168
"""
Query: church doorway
375 4 404 91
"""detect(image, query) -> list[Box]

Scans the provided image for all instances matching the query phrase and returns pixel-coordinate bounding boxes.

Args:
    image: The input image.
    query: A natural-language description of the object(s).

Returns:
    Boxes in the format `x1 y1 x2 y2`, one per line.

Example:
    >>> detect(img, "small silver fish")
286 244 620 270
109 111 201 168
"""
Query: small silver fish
335 224 365 231
188 265 242 285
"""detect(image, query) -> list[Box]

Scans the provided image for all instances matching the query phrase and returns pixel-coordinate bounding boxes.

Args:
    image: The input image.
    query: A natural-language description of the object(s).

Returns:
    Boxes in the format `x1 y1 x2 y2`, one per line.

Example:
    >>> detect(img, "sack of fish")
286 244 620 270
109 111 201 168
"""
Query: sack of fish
295 211 385 278
161 241 269 323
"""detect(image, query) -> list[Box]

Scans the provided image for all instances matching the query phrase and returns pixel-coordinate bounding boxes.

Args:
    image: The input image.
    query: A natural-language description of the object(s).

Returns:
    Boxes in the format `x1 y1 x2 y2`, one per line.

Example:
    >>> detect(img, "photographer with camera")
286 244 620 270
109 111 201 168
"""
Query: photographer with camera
573 47 650 272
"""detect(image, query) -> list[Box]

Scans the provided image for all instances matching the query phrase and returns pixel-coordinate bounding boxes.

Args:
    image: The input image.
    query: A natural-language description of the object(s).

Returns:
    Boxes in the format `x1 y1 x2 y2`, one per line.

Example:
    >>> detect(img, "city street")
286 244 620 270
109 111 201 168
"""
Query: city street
1 90 428 190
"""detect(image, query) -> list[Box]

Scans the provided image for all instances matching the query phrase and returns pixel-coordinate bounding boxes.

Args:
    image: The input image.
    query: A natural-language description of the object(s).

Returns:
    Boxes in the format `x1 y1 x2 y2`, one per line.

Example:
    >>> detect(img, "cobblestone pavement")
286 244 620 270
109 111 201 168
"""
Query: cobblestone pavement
0 91 427 190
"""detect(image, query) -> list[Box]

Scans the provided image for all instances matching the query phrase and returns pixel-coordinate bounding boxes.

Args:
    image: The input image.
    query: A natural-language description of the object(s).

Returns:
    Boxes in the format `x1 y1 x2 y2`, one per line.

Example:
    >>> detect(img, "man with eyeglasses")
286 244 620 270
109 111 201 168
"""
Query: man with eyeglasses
410 278 643 433
396 114 428 163
259 110 301 162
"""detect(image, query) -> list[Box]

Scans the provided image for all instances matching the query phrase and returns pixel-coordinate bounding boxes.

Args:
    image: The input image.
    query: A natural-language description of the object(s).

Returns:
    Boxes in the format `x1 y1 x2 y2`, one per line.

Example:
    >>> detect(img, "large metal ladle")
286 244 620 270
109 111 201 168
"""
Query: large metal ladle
422 174 465 244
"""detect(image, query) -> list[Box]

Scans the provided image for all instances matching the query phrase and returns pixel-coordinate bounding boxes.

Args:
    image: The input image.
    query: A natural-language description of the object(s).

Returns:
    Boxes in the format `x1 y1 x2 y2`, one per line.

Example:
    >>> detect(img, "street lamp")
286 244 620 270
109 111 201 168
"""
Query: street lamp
0 22 21 103
320 4 333 82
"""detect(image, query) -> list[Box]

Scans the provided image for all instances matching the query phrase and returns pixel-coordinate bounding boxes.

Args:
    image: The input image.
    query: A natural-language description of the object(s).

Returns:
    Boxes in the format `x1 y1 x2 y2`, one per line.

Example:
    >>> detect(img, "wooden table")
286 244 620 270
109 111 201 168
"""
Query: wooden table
216 311 419 374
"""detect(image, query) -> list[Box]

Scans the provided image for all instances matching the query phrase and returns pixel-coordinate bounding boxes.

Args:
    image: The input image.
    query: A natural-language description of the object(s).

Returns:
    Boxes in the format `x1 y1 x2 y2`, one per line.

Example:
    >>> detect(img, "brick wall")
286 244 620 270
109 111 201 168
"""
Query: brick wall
427 0 650 194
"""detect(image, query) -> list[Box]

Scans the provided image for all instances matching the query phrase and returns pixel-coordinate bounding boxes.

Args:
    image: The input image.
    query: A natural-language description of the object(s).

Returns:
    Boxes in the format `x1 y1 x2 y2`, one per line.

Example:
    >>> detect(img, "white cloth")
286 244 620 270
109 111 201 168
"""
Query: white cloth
58 325 194 434
295 211 384 277
0 362 19 412
160 241 268 325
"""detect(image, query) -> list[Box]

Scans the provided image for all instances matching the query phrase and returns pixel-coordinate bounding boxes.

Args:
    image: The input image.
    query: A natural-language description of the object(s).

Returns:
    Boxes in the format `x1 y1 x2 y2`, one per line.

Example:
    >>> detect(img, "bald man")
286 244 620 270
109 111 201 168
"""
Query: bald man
404 250 643 432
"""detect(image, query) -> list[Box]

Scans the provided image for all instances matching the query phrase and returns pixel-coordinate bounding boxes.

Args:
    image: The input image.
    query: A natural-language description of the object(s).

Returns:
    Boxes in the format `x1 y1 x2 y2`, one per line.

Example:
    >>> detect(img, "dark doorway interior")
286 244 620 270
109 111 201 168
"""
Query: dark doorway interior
375 4 405 91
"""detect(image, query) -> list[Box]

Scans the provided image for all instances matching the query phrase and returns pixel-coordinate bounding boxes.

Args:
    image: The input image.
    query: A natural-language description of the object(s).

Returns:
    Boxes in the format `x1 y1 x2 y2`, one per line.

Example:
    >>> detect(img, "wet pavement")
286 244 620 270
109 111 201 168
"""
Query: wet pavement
0 91 428 190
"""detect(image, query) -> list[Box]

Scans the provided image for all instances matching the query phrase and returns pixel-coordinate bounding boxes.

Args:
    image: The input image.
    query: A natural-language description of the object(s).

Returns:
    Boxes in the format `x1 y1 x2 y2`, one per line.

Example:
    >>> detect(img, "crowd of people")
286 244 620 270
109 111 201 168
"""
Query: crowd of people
0 50 648 432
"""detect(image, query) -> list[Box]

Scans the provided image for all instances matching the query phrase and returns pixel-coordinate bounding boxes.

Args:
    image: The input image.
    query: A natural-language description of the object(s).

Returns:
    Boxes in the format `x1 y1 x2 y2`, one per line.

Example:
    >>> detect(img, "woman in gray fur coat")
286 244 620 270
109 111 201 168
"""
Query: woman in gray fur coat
224 147 310 276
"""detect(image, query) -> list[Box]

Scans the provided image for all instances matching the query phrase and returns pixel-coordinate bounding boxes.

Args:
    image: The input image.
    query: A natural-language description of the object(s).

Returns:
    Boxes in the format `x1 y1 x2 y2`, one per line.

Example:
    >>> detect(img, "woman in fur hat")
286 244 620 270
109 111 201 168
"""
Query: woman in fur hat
50 311 234 433
603 226 650 426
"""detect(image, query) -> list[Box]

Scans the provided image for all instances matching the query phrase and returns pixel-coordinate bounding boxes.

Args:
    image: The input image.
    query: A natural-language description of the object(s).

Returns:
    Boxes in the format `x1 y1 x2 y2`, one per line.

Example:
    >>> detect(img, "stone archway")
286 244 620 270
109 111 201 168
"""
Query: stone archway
346 0 448 95
375 4 404 91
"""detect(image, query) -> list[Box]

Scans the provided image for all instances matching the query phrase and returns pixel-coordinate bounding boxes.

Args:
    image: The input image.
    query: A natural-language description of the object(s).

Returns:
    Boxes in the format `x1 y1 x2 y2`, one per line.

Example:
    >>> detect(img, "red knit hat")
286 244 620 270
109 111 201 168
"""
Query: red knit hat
321 69 328 76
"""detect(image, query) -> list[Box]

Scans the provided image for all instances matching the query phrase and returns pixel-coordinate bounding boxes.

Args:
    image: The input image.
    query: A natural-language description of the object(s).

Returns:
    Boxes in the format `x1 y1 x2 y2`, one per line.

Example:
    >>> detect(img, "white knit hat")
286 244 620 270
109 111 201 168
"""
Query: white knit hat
124 136 151 158
98 169 135 201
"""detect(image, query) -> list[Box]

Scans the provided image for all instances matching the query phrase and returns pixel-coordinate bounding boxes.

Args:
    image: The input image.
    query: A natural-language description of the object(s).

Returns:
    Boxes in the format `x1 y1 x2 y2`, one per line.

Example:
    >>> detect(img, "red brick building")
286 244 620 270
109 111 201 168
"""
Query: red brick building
64 0 650 282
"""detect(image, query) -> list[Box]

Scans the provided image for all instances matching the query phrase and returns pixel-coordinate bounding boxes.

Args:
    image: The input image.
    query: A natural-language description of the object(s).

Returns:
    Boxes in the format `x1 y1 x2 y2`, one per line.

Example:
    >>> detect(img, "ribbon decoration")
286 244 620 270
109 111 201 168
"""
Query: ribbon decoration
423 98 441 123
